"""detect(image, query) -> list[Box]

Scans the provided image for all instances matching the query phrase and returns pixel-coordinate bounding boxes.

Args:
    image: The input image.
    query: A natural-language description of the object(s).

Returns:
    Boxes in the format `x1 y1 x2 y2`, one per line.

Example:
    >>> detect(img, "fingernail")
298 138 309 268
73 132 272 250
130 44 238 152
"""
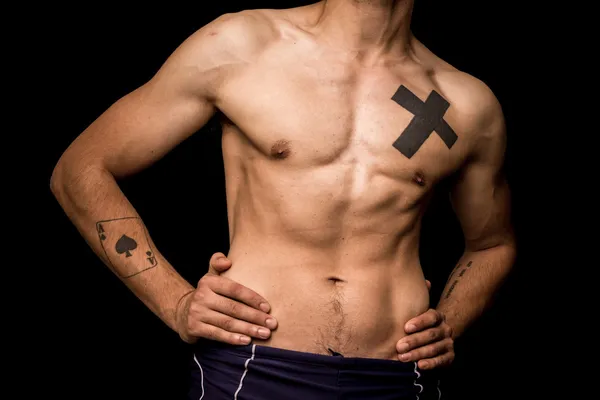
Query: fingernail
266 318 277 329
406 324 417 333
400 353 410 361
420 362 429 369
259 303 270 312
240 335 251 344
397 343 409 353
258 328 270 338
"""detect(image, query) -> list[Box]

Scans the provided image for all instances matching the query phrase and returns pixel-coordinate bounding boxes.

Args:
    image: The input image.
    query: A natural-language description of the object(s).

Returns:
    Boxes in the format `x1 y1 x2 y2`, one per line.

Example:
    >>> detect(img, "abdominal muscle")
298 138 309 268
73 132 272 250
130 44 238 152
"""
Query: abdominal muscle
222 231 430 361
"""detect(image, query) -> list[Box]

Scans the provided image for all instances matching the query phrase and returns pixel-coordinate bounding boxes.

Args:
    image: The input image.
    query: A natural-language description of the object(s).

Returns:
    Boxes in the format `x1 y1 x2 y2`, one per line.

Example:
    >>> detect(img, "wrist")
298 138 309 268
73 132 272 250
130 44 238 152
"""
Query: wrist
435 306 460 340
175 289 196 344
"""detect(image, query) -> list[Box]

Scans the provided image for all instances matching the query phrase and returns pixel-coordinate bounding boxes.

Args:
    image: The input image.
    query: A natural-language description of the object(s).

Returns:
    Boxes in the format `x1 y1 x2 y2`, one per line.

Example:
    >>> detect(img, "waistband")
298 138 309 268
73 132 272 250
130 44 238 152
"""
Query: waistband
195 338 416 371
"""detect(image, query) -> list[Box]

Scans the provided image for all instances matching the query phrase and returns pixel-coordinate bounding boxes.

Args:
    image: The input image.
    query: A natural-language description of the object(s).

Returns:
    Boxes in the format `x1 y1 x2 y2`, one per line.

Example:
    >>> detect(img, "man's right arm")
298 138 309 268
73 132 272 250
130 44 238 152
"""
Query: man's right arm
50 12 277 344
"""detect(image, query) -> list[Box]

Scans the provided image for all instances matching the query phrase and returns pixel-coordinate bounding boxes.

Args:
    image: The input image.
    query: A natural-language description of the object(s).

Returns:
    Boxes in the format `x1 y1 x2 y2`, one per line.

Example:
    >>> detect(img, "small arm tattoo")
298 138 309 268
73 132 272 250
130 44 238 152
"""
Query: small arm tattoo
445 280 459 299
447 263 461 282
96 217 158 278
444 260 473 299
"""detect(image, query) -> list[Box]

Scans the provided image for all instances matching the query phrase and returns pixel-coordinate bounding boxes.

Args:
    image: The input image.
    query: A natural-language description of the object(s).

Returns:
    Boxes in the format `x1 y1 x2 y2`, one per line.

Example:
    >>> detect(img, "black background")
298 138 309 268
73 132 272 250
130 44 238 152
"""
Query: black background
36 1 564 399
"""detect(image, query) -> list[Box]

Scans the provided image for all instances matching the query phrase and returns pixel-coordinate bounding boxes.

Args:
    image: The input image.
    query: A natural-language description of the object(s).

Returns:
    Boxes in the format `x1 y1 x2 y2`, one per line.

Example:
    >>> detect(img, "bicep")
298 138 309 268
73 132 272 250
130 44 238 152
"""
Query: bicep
74 79 214 177
60 11 269 178
450 158 512 251
450 109 513 251
62 27 222 178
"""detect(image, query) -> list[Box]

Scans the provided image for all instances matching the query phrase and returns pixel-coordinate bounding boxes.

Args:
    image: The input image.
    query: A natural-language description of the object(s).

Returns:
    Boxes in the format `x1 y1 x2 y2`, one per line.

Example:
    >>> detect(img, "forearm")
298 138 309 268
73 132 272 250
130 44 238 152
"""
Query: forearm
436 243 516 339
50 162 194 333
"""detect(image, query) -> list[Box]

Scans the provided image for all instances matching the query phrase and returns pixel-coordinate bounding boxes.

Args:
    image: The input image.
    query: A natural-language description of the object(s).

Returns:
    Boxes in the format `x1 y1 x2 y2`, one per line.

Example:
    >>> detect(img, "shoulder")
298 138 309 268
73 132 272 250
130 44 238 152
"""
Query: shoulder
178 10 281 67
412 41 504 141
429 65 506 160
412 39 507 160
437 69 506 163
149 10 281 98
439 70 503 130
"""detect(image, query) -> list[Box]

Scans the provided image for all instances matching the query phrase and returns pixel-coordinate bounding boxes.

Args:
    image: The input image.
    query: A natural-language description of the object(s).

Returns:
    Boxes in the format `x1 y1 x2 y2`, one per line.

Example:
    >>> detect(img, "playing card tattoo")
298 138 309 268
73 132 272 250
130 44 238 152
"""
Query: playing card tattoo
96 217 158 278
116 234 137 257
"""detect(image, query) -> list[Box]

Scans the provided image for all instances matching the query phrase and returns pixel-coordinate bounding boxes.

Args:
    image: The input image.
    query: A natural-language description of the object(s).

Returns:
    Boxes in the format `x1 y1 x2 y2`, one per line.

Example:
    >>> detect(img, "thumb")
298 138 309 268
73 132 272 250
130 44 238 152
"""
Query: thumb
207 252 232 275
425 279 431 290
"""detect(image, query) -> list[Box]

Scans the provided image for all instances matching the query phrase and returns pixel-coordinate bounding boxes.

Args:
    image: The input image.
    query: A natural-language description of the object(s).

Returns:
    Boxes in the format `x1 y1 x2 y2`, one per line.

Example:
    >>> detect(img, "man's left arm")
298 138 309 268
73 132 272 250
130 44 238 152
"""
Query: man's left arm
397 86 517 369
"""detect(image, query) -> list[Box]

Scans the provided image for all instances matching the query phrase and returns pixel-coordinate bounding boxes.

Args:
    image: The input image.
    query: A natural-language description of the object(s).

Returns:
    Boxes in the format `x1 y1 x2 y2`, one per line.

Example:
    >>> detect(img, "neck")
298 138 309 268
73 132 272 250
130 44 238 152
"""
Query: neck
313 0 414 58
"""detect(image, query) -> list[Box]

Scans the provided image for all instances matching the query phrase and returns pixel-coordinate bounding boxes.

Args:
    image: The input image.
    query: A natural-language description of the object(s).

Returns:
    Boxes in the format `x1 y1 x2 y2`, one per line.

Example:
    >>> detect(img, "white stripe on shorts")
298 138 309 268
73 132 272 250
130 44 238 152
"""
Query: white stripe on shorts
193 354 205 400
233 344 256 399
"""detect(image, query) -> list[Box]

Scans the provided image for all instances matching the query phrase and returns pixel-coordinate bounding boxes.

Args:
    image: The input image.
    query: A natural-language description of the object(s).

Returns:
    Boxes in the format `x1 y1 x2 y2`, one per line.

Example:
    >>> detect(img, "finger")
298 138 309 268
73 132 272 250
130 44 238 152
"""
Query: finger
397 338 453 362
417 350 455 370
201 275 273 313
396 327 445 353
425 279 431 290
207 253 232 274
205 290 278 329
404 309 442 333
188 321 254 346
198 309 274 340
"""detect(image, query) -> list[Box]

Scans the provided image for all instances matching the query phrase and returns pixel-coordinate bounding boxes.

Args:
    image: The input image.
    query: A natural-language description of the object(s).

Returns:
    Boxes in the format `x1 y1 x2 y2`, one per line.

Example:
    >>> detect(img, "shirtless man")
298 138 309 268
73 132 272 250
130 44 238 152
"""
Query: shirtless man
50 1 516 398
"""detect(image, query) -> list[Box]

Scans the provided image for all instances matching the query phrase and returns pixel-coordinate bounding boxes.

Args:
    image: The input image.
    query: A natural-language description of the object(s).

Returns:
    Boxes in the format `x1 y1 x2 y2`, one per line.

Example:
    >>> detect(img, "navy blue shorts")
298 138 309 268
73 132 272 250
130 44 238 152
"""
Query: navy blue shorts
188 339 441 399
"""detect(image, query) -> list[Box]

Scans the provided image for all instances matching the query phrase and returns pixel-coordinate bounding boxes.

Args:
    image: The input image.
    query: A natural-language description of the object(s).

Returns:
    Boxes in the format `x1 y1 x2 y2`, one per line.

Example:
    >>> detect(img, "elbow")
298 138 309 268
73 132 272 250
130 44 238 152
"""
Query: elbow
50 157 65 192
499 230 518 264
466 232 517 262
50 154 77 200
49 151 106 203
501 238 517 267
50 158 67 200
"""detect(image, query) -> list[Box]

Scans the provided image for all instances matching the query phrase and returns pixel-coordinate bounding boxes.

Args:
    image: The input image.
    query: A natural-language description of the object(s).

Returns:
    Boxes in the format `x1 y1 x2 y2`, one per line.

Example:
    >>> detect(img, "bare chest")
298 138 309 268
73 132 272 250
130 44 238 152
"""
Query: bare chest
217 50 469 186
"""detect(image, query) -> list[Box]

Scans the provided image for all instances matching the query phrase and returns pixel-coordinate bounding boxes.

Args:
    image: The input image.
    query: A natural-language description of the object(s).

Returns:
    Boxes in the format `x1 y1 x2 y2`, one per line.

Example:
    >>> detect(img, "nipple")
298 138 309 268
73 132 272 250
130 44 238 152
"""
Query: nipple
412 171 426 187
270 139 291 160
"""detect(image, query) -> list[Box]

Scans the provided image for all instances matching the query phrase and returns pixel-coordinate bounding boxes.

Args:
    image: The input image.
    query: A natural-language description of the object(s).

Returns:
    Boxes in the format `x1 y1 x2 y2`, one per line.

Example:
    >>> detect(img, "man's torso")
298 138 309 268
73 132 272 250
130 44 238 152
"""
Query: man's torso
204 6 483 359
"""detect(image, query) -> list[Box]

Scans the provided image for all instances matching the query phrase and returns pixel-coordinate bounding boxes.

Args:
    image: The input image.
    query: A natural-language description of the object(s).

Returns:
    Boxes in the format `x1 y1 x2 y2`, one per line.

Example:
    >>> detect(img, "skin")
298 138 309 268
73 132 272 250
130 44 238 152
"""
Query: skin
50 0 515 372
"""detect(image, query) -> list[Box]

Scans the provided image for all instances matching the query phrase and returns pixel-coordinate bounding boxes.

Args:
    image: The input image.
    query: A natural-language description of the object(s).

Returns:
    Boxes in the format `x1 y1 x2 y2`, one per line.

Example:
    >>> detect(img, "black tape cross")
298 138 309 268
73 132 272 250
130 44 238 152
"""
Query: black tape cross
391 85 458 159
